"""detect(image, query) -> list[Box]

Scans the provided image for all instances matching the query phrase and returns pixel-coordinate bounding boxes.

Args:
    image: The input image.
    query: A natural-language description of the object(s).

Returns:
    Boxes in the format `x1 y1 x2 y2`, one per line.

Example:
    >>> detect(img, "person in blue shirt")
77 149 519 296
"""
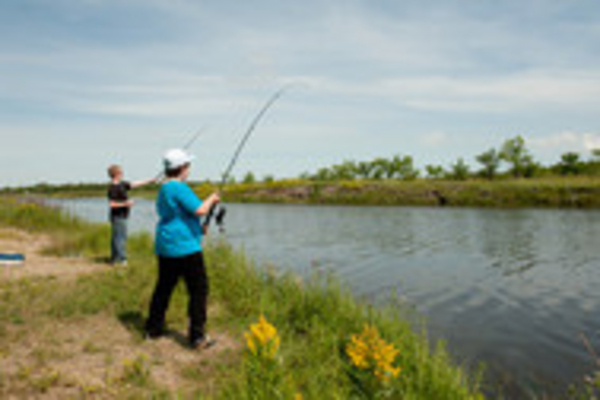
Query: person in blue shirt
145 148 220 350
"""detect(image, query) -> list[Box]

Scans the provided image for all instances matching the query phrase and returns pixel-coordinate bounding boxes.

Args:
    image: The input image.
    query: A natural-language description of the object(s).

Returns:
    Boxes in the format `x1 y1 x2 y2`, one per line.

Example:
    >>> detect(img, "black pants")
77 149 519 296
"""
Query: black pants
145 252 208 341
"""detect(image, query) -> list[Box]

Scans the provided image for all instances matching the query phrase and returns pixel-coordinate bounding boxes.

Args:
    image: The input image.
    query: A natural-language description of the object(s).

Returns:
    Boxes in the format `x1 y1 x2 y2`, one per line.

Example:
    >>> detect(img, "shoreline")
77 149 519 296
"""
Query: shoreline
4 177 600 209
0 197 486 398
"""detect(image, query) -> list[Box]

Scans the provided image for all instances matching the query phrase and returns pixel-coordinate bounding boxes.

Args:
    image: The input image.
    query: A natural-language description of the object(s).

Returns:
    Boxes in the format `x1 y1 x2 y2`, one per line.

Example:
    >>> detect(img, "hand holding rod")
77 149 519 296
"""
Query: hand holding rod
203 86 290 231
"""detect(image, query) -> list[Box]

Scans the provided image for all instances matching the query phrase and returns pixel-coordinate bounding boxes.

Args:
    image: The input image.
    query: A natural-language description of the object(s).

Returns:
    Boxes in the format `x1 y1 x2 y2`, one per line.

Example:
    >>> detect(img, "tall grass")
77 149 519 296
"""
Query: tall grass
7 176 600 209
0 197 484 399
222 177 600 208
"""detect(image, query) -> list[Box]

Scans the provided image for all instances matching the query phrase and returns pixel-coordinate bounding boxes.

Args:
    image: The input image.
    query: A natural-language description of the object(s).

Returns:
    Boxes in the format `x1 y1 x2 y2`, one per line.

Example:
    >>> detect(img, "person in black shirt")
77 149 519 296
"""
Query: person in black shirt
107 165 156 265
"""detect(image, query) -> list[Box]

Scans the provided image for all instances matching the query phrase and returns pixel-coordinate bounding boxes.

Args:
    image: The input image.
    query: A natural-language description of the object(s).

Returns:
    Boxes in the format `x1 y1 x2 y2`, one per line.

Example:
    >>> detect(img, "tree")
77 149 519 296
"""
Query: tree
356 161 375 180
521 155 539 178
263 175 275 183
299 172 311 181
558 152 582 176
448 158 470 181
390 155 419 180
499 136 535 178
425 165 445 180
243 171 256 184
332 160 358 180
370 158 390 180
314 168 333 182
476 148 500 180
592 148 600 160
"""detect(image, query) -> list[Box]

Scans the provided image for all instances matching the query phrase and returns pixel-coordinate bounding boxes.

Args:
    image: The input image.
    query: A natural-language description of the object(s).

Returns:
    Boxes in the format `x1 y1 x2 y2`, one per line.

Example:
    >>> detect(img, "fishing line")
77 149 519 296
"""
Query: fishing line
204 85 292 231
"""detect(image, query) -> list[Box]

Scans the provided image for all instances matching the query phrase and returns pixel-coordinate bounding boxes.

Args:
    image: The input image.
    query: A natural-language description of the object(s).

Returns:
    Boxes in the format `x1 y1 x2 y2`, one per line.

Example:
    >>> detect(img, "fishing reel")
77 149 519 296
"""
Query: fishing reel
215 205 227 232
204 204 227 233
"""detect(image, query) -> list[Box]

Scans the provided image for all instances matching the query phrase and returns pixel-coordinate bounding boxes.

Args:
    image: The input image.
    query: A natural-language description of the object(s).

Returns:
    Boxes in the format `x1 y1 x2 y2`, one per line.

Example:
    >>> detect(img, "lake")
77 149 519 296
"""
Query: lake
52 198 600 397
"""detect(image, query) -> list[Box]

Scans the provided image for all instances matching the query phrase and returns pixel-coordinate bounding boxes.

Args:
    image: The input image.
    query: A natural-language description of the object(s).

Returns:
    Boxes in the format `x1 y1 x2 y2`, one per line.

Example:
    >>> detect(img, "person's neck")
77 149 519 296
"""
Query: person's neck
112 178 121 184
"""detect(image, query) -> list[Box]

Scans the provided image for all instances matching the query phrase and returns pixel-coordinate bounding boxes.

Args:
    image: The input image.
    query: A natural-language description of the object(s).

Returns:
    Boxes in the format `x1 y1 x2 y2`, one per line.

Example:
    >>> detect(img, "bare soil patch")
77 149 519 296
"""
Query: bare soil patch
0 313 241 399
0 229 242 398
0 229 103 281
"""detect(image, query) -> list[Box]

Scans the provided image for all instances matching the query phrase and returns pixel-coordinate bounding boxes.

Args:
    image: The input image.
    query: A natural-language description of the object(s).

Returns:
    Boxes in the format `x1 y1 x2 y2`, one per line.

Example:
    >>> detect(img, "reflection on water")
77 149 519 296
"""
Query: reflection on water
52 198 600 396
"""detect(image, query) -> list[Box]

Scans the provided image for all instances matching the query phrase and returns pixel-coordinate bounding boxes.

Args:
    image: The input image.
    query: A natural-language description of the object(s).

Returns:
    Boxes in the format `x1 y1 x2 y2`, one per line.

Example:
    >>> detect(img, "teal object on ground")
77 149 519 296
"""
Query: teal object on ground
0 253 25 265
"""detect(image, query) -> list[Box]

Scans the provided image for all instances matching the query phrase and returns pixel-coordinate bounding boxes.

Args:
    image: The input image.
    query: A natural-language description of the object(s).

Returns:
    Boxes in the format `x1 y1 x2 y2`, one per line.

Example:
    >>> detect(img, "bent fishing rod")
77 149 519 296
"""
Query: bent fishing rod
203 86 290 231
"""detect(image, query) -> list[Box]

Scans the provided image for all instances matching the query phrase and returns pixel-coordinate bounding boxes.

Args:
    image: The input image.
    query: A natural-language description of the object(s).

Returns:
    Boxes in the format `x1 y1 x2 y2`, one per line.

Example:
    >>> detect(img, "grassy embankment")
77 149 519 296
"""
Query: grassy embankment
5 176 600 208
218 177 600 208
0 197 483 399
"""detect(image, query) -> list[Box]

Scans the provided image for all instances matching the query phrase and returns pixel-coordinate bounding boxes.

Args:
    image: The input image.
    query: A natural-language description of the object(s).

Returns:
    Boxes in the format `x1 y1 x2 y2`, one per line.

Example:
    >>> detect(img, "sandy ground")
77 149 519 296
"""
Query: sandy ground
0 228 103 281
1 314 240 399
0 228 241 399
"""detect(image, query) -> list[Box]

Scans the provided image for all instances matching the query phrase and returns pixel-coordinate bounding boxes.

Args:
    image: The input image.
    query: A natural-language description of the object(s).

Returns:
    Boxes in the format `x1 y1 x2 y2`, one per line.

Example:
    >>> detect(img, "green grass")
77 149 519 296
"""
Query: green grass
0 197 484 398
219 177 600 208
5 176 600 208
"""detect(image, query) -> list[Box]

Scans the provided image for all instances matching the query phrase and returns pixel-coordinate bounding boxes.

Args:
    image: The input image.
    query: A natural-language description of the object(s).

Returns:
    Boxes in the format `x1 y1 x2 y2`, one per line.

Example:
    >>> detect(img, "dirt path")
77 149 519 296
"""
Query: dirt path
1 314 240 399
0 229 242 399
0 228 103 281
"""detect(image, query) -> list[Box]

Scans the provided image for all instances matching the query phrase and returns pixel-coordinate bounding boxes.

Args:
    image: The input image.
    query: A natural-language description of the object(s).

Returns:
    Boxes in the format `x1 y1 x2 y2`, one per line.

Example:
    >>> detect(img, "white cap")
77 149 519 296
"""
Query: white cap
163 148 195 170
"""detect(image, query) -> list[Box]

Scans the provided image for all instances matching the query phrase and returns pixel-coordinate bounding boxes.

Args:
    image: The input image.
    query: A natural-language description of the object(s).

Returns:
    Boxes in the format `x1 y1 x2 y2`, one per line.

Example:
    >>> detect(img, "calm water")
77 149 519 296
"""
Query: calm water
52 198 600 397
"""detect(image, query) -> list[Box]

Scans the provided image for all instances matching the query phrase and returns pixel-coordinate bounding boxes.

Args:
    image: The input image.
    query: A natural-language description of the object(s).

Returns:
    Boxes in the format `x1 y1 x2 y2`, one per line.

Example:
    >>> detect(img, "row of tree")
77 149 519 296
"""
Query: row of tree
239 136 600 183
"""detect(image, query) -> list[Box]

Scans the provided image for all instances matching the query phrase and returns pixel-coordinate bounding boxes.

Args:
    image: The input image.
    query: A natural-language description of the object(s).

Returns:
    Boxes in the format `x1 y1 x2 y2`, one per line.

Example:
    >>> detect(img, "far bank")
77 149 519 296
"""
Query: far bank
3 176 600 208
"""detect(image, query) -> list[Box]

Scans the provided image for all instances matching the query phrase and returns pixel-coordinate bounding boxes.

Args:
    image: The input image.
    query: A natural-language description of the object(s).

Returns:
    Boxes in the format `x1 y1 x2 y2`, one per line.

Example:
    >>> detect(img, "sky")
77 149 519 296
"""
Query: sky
1 0 599 186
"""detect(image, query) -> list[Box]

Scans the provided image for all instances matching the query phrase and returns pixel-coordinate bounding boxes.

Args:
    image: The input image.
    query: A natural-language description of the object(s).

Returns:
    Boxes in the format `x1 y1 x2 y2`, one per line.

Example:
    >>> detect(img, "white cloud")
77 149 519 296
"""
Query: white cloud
583 133 600 151
361 71 600 113
528 132 600 153
420 132 448 147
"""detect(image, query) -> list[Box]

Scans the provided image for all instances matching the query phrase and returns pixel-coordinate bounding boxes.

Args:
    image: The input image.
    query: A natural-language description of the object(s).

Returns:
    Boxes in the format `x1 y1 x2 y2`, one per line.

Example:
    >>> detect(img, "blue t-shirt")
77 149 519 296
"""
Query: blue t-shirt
155 180 203 257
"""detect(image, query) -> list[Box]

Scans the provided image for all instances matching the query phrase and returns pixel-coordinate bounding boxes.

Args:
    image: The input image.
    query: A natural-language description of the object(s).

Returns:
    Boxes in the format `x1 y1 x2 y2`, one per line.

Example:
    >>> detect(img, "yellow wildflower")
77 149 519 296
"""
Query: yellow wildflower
245 332 258 355
245 315 280 359
345 324 401 383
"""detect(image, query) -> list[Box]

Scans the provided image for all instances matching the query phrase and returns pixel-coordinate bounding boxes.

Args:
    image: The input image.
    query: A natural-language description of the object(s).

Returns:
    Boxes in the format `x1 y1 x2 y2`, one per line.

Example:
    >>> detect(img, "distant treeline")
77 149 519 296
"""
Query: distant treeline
3 136 599 197
0 182 160 197
238 136 600 184
0 182 107 196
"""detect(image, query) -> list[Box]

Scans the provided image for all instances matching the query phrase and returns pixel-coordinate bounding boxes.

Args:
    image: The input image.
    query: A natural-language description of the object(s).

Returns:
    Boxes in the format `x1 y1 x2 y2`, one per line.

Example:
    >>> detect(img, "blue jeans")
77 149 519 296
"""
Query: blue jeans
110 216 128 263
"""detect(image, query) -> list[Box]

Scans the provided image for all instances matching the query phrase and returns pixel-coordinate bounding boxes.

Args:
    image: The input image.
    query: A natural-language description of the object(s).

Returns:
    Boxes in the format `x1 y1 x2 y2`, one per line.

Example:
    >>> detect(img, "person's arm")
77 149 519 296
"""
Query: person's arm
109 200 134 208
196 193 220 216
131 178 157 189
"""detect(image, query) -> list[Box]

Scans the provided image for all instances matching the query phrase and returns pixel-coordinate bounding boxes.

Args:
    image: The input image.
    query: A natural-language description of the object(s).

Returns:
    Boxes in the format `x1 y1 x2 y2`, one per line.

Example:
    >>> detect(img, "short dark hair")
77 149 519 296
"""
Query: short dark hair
164 163 190 178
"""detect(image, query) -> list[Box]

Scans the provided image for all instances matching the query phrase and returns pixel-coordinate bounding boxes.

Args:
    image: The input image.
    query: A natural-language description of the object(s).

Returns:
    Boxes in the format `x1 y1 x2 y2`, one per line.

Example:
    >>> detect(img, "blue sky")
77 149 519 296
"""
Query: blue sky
1 0 599 186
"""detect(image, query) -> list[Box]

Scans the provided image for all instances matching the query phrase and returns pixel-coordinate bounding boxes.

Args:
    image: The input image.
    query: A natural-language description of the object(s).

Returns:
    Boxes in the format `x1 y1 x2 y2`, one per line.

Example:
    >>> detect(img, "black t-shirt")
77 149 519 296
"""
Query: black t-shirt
108 181 132 219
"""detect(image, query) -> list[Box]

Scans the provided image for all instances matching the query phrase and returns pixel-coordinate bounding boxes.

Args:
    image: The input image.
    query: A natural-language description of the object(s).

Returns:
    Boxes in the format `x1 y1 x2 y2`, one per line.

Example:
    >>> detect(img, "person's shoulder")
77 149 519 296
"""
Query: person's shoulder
169 180 192 190
160 180 185 193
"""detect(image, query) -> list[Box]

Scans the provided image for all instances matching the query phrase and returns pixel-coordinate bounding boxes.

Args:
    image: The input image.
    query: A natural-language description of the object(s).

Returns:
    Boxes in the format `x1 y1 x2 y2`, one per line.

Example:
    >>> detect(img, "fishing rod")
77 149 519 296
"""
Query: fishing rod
203 86 290 231
154 126 208 181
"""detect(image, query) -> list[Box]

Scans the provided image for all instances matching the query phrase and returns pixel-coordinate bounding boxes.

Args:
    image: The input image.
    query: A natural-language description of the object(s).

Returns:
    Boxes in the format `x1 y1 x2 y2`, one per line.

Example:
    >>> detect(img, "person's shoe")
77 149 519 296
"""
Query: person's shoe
144 328 166 340
190 334 216 350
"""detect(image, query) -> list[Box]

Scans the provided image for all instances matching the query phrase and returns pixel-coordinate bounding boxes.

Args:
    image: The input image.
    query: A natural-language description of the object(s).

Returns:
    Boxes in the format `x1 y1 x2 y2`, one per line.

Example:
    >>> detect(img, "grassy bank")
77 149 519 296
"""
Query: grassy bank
5 176 600 208
219 177 600 208
0 197 484 399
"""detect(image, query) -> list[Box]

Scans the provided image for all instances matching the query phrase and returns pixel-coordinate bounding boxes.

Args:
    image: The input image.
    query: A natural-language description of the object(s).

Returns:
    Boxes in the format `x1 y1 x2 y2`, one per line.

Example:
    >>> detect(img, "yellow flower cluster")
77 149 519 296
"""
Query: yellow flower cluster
245 315 281 359
346 325 401 383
